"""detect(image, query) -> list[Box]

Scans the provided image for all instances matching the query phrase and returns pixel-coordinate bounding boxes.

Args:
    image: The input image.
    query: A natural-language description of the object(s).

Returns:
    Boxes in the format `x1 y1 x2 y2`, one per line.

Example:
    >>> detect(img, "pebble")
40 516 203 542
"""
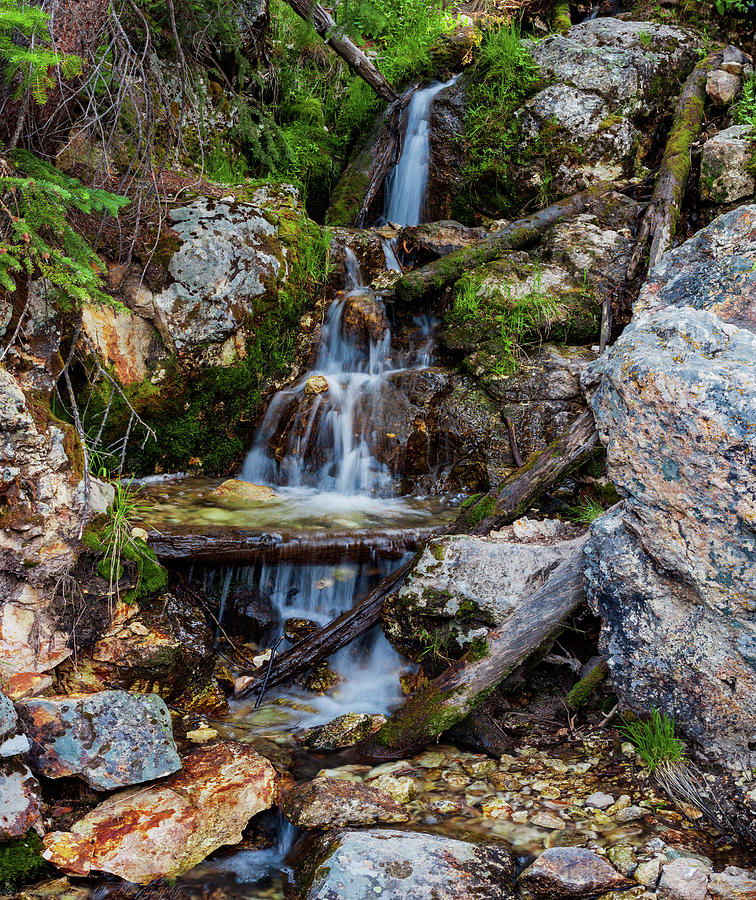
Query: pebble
531 810 565 830
441 769 471 788
586 791 615 809
482 797 514 819
608 843 638 876
635 856 663 888
461 757 497 776
371 774 416 803
614 805 648 823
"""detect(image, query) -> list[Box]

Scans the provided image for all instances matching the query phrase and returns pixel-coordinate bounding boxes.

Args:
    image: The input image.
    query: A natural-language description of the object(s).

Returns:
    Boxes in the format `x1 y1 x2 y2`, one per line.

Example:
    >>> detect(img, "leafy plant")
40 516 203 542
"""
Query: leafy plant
96 479 148 601
734 75 756 131
569 497 606 524
618 709 686 772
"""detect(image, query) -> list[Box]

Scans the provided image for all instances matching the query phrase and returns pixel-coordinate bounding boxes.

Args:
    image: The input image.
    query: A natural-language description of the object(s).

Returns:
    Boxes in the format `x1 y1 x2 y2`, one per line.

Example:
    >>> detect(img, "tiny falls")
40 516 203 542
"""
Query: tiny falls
176 77 461 896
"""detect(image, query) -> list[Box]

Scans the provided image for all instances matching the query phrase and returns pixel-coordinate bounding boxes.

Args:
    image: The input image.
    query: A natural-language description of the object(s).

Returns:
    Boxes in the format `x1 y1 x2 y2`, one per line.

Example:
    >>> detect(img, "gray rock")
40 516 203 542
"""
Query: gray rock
701 125 755 204
0 690 30 757
708 865 756 899
657 858 709 900
0 757 41 840
294 828 516 899
582 205 756 772
706 69 742 106
585 790 614 809
17 690 181 790
721 45 750 76
519 846 633 897
383 523 584 662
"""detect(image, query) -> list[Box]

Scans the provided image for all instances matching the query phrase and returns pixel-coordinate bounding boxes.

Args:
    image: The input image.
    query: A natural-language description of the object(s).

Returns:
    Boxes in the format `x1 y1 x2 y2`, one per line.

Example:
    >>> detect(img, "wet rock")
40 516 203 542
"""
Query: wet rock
399 221 488 260
281 777 409 829
708 866 756 899
701 125 755 205
284 617 319 642
209 480 277 502
151 198 289 365
369 773 416 803
296 713 377 751
294 828 516 899
705 69 741 107
427 76 467 222
657 858 709 900
41 741 277 883
303 661 342 694
634 856 662 888
340 294 389 345
582 205 756 772
520 847 633 897
383 520 583 664
0 758 42 840
221 584 276 639
17 691 180 791
304 375 329 396
585 791 614 809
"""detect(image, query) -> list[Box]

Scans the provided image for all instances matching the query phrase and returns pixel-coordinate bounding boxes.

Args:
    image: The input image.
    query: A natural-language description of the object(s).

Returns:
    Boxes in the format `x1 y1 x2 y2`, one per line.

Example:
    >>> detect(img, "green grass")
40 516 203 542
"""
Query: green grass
618 709 686 772
569 497 606 524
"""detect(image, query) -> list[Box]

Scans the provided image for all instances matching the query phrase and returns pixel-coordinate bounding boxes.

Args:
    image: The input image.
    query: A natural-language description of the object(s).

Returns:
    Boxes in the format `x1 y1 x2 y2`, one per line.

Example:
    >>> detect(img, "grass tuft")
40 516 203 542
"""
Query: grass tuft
618 709 685 772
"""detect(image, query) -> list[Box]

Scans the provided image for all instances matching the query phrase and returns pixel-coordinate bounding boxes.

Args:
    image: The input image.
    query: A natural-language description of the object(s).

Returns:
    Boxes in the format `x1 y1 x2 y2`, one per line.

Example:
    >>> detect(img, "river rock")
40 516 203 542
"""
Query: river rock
17 691 180 790
296 713 377 751
582 205 756 772
41 741 277 883
657 858 709 900
151 198 288 364
210 479 277 502
701 125 756 205
0 758 42 840
383 522 584 664
341 294 389 345
708 866 756 899
293 828 516 899
221 584 276 638
281 777 409 829
519 847 633 897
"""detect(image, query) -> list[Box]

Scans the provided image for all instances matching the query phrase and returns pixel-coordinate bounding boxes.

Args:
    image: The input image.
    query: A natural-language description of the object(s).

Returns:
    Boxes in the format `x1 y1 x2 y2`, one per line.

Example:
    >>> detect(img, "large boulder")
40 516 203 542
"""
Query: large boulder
383 519 584 665
16 691 180 791
700 125 756 206
293 828 516 900
41 741 277 883
582 205 756 772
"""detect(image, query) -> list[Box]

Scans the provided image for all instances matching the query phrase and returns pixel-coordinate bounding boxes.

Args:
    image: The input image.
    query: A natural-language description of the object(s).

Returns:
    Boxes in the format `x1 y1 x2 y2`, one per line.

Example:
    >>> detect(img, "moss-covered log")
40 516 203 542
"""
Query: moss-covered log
550 2 572 34
566 658 609 710
629 50 723 278
456 409 599 535
363 544 587 758
394 182 612 304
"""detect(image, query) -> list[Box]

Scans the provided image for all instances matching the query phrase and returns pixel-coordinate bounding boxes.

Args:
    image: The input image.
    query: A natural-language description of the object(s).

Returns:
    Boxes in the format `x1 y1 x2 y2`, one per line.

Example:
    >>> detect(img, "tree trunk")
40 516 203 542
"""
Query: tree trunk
628 51 723 279
363 543 587 758
283 0 398 102
395 182 612 304
456 409 599 535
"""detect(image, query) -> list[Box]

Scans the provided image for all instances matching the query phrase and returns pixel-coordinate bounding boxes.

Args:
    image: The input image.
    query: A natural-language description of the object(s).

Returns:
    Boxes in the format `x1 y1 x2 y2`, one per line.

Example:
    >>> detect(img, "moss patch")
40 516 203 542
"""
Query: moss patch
0 834 50 892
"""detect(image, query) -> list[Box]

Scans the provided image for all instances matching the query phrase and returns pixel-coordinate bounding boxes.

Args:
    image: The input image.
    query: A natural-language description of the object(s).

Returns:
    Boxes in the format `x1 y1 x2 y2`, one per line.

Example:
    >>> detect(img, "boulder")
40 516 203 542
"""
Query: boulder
296 713 381 752
657 858 709 900
0 758 42 841
383 520 584 664
281 777 409 829
41 741 277 883
399 221 488 260
701 125 755 205
340 294 389 346
519 847 633 897
582 205 756 772
705 69 741 107
426 76 467 222
209 479 277 503
293 828 516 899
17 691 180 790
80 303 163 386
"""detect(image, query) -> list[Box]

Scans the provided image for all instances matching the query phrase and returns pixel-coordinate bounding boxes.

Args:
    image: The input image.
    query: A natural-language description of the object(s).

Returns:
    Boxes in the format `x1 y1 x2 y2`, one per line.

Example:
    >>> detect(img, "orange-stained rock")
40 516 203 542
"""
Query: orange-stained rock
42 741 278 883
209 480 277 503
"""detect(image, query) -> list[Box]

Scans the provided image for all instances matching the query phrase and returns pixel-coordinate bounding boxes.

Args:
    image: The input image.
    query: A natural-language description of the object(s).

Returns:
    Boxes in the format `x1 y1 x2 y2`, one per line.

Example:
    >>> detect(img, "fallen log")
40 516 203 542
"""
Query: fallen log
394 182 612 304
457 409 599 536
235 551 422 698
362 541 587 759
283 0 398 102
628 50 723 278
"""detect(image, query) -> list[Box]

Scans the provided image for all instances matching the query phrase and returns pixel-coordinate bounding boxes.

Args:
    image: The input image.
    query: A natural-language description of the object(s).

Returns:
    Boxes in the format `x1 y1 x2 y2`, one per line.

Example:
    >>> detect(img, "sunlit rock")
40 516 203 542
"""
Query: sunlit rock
281 777 409 829
210 479 277 503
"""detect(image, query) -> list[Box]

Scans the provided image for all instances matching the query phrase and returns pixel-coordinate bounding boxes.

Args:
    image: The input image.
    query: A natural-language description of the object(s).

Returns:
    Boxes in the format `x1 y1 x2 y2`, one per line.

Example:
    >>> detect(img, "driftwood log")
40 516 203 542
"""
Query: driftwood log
236 411 598 698
363 542 587 758
283 0 398 102
628 50 723 278
394 182 612 303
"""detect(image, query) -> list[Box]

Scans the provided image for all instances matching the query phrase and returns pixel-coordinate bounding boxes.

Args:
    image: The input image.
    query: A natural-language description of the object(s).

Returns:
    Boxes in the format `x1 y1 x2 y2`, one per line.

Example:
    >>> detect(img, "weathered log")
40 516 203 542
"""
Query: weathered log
235 551 421 698
394 182 613 303
628 51 723 278
457 409 599 536
283 0 398 102
363 543 587 758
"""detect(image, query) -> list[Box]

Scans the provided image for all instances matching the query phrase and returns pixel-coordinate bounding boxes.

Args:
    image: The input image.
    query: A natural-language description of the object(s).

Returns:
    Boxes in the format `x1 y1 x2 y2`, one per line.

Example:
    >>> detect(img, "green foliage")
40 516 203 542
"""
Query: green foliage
568 496 606 524
0 150 129 303
566 659 608 709
709 0 751 15
734 75 756 132
619 709 686 772
0 0 82 103
0 833 49 892
455 24 542 220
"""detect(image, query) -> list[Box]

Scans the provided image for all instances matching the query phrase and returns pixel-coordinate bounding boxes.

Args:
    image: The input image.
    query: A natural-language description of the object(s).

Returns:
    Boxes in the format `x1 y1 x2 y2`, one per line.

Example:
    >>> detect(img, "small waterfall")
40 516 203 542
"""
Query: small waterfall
383 75 460 227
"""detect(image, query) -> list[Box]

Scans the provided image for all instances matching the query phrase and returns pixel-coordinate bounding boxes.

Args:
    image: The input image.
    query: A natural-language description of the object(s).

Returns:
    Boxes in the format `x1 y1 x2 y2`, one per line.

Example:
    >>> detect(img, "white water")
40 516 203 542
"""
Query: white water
383 75 460 226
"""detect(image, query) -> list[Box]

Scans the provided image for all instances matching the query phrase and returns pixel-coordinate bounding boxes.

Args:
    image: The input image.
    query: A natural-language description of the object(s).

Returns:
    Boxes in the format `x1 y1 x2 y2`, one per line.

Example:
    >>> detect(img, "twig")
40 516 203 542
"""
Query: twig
255 635 286 709
504 416 523 468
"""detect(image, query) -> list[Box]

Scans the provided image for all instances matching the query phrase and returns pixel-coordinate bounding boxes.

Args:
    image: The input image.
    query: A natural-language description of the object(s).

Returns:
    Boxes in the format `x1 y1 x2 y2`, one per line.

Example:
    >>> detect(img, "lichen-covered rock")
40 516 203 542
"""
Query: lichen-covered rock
706 69 741 107
294 828 516 899
708 866 756 899
582 205 756 772
383 520 584 663
0 690 29 758
0 758 42 841
519 847 633 897
281 777 409 829
80 303 163 386
657 858 709 900
517 18 698 195
209 480 277 503
41 741 277 883
399 220 488 261
701 125 755 205
17 691 180 790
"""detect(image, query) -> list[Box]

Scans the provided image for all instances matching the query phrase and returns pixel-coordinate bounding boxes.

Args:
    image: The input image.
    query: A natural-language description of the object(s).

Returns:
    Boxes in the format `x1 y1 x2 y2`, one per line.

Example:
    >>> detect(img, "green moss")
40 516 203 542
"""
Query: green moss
462 492 496 527
550 1 571 34
566 659 608 710
430 541 446 562
460 492 483 510
0 834 50 892
83 525 168 603
468 635 489 661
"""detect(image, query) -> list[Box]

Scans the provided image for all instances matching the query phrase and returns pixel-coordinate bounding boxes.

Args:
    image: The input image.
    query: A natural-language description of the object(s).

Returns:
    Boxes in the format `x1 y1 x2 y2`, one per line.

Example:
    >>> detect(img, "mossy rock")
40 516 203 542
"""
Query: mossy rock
0 834 50 892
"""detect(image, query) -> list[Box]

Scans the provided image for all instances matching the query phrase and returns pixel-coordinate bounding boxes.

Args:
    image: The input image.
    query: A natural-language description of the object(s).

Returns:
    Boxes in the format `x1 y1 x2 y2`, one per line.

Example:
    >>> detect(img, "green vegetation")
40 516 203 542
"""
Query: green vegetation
454 24 542 221
0 833 50 892
569 497 606 524
619 709 686 772
734 76 756 177
566 658 608 709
